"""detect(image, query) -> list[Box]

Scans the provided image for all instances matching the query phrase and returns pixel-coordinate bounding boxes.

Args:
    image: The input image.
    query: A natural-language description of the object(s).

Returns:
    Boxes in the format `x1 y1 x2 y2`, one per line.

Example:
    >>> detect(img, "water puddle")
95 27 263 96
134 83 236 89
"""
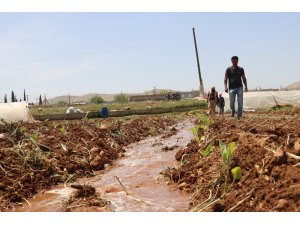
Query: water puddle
14 119 195 212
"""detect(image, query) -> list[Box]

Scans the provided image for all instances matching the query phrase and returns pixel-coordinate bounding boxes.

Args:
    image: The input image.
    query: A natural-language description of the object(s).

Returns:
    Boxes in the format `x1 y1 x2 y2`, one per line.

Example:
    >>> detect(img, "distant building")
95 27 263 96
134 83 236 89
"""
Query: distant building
129 94 166 102
129 90 201 102
73 101 87 105
179 90 200 99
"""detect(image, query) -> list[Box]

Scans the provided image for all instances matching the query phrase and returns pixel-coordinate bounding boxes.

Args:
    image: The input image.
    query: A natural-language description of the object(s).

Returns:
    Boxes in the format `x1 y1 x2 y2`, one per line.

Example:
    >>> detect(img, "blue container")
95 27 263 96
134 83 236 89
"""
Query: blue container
101 107 109 118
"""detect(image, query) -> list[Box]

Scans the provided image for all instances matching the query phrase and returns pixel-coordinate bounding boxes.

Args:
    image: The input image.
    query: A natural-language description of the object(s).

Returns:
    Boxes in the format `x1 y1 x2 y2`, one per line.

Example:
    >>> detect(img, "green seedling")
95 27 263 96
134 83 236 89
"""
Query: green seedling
95 121 101 128
191 126 200 142
52 122 58 129
231 166 242 181
198 113 211 131
59 125 67 135
19 126 27 134
192 113 212 143
219 141 235 192
201 145 215 157
30 130 40 142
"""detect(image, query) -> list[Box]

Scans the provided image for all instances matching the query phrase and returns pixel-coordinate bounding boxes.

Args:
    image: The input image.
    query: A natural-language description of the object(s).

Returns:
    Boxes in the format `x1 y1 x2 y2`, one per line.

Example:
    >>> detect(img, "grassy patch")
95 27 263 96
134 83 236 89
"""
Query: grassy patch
30 100 207 115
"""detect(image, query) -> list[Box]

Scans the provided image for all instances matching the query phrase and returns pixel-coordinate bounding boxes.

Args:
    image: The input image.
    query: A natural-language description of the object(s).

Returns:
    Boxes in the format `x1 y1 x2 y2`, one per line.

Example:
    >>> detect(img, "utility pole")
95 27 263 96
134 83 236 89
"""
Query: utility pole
192 27 205 99
68 93 71 106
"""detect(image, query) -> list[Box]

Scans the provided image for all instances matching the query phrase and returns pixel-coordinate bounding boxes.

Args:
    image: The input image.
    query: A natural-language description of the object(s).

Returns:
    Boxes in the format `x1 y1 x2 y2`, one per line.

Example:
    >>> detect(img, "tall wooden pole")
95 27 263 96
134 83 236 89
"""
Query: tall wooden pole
192 28 205 98
68 93 71 106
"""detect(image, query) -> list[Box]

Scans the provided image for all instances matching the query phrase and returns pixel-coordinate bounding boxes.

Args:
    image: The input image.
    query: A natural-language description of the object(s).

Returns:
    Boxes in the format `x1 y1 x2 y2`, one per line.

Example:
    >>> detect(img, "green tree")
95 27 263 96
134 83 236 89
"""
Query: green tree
114 94 129 103
90 96 104 104
39 94 43 106
11 91 15 102
4 94 7 103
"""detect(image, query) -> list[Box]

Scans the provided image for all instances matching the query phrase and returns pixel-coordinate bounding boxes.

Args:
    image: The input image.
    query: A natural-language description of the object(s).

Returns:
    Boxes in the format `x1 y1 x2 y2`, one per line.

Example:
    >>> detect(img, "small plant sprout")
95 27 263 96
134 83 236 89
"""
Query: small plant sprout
219 141 235 192
52 122 58 129
198 113 211 131
59 125 67 135
231 166 242 181
192 113 212 144
201 145 215 157
95 121 101 128
30 130 40 142
191 125 200 142
19 126 27 134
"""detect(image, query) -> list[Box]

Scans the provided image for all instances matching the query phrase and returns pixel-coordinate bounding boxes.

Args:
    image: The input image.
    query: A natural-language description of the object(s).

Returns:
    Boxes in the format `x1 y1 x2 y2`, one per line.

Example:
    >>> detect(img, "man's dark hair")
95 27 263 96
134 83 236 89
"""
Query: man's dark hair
231 56 239 61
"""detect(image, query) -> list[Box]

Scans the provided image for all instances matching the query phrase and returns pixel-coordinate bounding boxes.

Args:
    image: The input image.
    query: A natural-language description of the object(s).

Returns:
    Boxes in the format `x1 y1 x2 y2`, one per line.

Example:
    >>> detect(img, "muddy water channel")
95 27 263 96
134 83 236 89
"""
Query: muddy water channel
14 120 195 212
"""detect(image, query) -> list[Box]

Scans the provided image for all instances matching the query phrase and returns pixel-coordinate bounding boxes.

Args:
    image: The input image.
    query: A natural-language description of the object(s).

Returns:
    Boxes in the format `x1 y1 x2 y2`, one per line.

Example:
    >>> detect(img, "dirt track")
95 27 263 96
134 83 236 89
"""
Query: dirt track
164 108 300 212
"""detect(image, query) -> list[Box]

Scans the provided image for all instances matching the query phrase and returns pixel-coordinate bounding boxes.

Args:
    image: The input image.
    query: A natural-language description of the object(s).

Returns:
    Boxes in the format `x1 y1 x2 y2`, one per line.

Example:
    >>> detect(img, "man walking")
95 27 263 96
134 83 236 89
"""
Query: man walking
224 56 248 119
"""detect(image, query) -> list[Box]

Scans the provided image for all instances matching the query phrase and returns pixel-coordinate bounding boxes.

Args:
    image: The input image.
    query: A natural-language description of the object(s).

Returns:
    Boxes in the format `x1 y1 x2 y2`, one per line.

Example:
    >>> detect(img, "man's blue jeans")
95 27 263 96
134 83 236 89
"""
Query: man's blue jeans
229 87 243 118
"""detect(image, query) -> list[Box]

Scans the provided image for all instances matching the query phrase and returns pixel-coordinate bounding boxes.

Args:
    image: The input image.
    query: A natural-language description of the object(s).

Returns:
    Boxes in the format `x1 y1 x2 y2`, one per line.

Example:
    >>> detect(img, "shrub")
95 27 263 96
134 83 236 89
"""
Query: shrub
90 96 104 104
114 94 128 103
56 101 68 107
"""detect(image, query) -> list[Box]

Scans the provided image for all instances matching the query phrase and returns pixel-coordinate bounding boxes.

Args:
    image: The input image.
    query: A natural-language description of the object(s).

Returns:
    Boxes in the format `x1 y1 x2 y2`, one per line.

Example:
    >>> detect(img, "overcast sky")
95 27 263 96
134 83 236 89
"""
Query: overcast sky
0 12 299 102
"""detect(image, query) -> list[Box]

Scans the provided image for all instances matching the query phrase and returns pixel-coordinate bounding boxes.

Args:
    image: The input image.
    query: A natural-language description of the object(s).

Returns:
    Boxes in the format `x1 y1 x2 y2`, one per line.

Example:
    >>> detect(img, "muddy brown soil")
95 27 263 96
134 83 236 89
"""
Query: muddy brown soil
0 114 182 211
164 109 300 212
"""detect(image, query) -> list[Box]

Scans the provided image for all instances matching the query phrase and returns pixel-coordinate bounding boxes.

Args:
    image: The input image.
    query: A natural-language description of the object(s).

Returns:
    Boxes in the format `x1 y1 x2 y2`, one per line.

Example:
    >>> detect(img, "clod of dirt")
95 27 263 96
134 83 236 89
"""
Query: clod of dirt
161 127 178 139
118 152 125 158
178 182 190 190
294 140 300 151
249 128 258 134
175 148 186 161
175 141 198 161
90 147 100 154
271 149 288 166
71 184 96 198
274 199 289 210
0 182 6 190
104 186 122 193
162 145 178 152
89 199 108 207
90 155 106 170
64 184 109 212
212 203 225 212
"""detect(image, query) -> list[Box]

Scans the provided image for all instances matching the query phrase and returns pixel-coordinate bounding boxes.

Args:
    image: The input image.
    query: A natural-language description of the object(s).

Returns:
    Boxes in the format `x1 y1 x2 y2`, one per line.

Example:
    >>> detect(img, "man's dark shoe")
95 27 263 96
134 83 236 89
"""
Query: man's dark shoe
231 111 235 117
